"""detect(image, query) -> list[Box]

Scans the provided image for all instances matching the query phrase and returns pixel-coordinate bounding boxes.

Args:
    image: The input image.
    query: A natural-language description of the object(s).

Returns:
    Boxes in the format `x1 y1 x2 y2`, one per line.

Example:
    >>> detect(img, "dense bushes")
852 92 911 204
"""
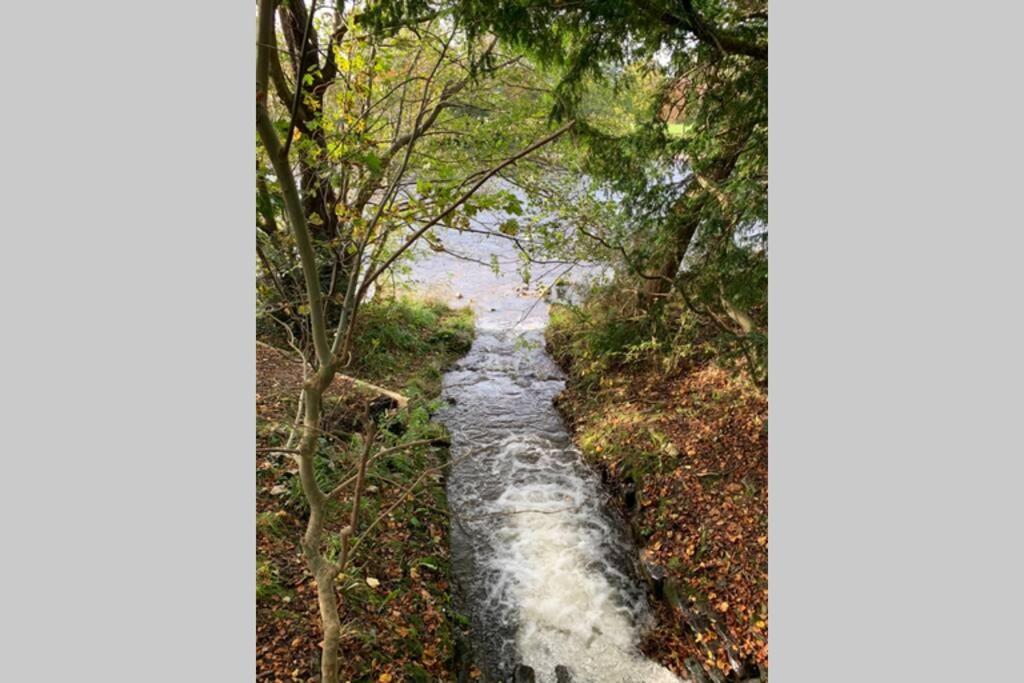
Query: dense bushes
547 281 762 391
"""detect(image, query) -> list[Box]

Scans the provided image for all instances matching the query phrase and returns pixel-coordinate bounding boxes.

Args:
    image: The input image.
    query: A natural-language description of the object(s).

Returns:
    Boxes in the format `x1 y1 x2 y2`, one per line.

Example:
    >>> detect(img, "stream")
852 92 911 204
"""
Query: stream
409 222 680 683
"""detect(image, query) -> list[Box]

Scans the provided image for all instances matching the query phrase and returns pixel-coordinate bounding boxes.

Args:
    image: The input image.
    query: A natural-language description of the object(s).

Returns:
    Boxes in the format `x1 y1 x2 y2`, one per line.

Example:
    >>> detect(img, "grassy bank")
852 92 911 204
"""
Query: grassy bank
547 303 768 681
257 297 474 682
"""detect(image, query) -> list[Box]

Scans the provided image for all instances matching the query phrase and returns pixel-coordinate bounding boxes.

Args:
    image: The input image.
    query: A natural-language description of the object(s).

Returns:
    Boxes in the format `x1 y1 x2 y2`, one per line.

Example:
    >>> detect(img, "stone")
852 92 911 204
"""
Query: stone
642 555 667 582
554 665 573 682
513 664 536 683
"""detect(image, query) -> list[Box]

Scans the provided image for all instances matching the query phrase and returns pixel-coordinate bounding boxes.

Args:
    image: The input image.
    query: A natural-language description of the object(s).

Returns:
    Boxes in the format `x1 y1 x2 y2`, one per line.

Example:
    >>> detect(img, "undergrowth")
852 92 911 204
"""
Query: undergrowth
547 282 765 391
256 296 476 682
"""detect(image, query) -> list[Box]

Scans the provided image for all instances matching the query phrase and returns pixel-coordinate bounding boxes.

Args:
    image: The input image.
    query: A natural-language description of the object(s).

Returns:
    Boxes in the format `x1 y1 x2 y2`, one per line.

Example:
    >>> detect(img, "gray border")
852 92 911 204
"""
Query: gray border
771 1 1024 680
1 1 254 680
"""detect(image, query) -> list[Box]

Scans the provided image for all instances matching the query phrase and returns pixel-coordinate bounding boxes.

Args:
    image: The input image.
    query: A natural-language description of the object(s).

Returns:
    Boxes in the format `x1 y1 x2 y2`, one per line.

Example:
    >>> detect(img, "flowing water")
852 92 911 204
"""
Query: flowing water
409 224 681 683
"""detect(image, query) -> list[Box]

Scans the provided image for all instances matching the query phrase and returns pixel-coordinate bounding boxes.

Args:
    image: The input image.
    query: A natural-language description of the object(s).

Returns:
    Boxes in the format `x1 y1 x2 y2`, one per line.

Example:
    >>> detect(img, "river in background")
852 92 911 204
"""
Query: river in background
406 215 680 683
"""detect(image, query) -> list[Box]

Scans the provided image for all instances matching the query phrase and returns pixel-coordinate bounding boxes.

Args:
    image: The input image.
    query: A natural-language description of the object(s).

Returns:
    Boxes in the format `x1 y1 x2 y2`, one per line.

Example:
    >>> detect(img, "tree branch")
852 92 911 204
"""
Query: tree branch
281 0 319 160
358 119 577 299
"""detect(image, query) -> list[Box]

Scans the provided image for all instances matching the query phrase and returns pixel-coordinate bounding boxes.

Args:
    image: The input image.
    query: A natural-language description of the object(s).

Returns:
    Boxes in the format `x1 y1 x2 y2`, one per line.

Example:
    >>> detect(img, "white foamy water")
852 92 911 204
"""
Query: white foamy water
491 441 682 683
409 209 681 682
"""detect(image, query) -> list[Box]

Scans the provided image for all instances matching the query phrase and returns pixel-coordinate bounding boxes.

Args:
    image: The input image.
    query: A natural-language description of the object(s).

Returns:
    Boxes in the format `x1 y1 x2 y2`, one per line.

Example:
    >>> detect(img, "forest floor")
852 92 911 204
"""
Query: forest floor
547 308 768 682
256 298 475 683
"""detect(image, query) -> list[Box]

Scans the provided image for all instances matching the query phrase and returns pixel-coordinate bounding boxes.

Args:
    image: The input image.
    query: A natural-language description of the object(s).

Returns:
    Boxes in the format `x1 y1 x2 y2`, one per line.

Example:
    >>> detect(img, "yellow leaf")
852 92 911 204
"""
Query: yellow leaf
366 577 380 588
379 674 392 683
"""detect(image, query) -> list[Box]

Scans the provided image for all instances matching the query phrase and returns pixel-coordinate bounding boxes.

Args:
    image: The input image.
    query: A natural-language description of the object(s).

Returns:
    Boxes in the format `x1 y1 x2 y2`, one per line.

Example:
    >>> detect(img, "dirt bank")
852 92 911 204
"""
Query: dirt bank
547 312 768 682
256 298 474 682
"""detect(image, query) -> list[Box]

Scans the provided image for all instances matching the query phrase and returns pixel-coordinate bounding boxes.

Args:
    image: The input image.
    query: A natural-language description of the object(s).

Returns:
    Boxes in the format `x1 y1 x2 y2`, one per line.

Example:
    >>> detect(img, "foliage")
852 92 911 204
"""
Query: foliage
367 0 769 386
257 555 291 602
256 1 571 361
548 275 765 390
256 1 770 679
349 297 474 396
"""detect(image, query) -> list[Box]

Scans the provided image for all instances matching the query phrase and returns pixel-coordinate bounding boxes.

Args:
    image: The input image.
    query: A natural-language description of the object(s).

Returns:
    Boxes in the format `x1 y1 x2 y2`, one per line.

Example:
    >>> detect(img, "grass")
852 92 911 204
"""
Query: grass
256 510 287 538
547 296 671 388
256 555 292 602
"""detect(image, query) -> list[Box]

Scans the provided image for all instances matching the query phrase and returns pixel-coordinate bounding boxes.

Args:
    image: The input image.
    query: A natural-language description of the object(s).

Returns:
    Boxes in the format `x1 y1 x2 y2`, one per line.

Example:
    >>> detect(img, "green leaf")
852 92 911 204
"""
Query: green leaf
504 194 524 216
360 152 383 173
498 218 519 236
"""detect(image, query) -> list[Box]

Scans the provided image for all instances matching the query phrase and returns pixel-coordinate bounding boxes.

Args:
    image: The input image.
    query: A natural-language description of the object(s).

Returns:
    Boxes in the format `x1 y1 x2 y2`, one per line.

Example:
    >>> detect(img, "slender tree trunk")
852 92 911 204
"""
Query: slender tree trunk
295 373 344 683
259 4 347 681
314 565 343 682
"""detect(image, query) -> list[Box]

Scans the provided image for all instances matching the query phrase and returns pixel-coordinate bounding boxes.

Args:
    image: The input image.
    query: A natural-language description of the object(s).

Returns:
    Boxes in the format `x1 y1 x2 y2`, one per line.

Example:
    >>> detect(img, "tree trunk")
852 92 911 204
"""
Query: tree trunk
315 565 343 683
636 137 748 310
638 191 705 308
296 374 344 683
259 4 347 680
